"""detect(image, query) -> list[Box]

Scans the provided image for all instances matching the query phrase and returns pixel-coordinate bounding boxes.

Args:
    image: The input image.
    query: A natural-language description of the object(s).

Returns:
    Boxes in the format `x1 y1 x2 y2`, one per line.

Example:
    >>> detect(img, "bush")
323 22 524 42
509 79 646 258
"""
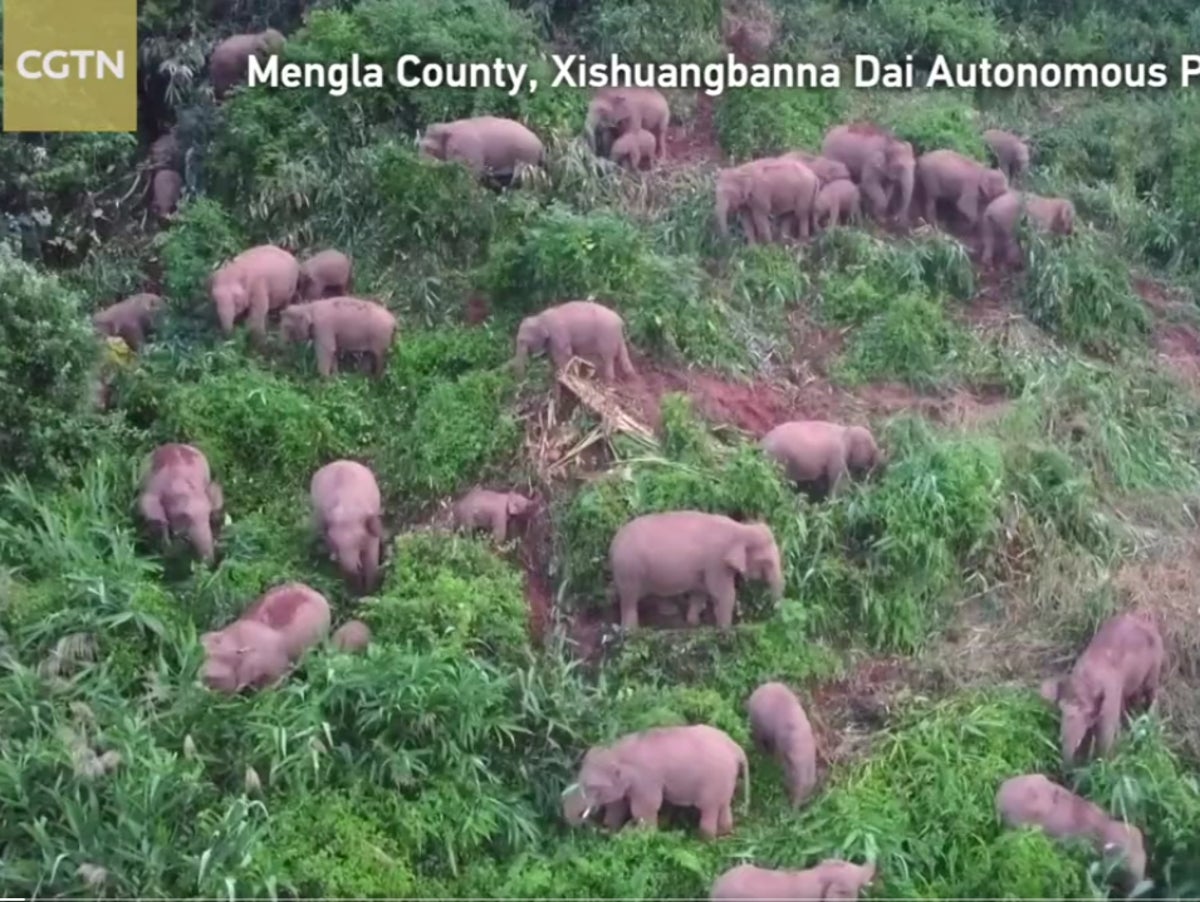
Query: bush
714 87 847 159
0 243 106 480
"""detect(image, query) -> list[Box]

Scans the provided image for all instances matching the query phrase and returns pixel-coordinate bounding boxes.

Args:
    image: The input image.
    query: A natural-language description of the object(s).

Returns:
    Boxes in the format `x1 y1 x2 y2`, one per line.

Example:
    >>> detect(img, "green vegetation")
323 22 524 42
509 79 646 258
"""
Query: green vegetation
3 0 1200 897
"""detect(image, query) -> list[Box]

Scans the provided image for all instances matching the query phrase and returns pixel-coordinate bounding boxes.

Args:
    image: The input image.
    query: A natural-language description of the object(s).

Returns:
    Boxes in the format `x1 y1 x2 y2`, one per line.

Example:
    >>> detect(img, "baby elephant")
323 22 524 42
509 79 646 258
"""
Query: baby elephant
281 297 398 378
915 149 1009 233
92 292 166 351
760 420 883 499
980 191 1075 268
711 859 877 901
297 249 353 301
610 510 785 631
815 179 862 230
747 681 817 807
609 128 657 171
567 724 749 839
137 443 224 563
311 460 383 593
514 300 636 382
996 774 1146 887
983 128 1030 183
331 619 371 654
151 169 183 219
209 244 301 344
451 487 535 543
201 582 331 693
1040 611 1163 766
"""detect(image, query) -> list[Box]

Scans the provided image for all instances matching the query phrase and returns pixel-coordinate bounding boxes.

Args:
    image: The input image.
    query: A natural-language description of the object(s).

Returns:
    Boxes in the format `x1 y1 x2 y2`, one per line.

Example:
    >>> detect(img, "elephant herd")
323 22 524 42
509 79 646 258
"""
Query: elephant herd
560 608 1164 898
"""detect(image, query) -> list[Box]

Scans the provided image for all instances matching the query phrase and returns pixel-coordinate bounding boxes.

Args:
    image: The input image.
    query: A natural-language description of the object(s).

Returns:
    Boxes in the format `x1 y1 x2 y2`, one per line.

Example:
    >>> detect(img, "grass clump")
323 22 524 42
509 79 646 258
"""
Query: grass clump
714 86 847 159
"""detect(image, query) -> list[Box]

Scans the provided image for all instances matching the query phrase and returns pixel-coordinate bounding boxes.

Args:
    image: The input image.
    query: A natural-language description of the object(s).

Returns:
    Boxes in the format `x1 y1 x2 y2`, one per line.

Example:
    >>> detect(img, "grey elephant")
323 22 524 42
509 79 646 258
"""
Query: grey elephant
1040 611 1163 766
814 179 862 230
209 244 300 344
983 128 1030 183
151 169 183 219
715 157 820 243
821 122 916 224
980 191 1075 267
451 487 535 543
148 128 181 171
513 299 636 381
610 128 657 171
297 249 353 301
760 420 883 498
915 149 1009 234
996 774 1146 887
418 116 544 181
711 860 877 901
92 292 166 351
747 681 817 807
564 724 749 839
331 619 371 654
783 150 852 187
137 443 224 563
202 582 331 693
310 459 383 593
210 28 286 100
280 296 397 378
586 87 669 161
609 510 785 631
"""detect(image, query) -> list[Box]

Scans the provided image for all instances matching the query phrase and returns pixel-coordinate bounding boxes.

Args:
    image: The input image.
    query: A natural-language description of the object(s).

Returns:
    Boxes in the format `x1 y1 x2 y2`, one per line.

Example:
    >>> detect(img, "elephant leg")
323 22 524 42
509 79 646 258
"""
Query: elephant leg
825 451 849 496
684 591 707 626
653 124 665 159
547 336 573 371
247 288 271 345
861 174 889 220
602 797 631 831
698 804 721 839
600 349 617 382
119 322 145 351
315 337 337 377
717 803 734 836
616 579 641 629
628 787 662 830
750 207 773 244
796 206 811 240
955 190 980 229
1095 687 1123 756
490 509 508 543
922 187 938 228
981 224 995 267
737 210 757 243
703 570 737 630
370 349 386 378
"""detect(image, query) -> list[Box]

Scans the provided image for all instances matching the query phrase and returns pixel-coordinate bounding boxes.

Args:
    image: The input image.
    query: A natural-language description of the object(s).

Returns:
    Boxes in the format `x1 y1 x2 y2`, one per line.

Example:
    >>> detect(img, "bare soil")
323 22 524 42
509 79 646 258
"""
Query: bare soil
663 93 723 168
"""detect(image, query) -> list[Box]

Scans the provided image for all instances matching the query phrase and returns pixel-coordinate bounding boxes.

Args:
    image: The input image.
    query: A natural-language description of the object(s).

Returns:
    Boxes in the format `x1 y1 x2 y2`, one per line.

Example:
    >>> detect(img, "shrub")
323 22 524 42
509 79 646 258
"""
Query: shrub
579 0 723 62
714 86 847 159
158 196 246 309
0 243 106 480
877 92 987 159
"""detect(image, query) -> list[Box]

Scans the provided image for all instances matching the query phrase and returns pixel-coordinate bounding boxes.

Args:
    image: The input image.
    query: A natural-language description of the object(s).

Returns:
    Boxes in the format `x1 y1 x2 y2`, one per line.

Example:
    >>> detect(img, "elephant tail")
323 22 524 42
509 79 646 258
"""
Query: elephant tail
738 747 751 813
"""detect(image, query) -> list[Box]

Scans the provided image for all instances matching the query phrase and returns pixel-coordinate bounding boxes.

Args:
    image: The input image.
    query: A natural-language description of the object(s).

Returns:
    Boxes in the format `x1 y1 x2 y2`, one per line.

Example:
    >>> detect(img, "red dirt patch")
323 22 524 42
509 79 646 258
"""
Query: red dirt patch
1154 322 1200 388
664 93 723 167
807 656 918 765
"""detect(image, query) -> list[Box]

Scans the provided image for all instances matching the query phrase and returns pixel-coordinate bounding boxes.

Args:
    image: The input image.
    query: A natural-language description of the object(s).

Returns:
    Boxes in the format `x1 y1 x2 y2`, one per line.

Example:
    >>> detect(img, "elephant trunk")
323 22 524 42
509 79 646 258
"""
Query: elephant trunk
513 340 529 376
561 784 589 825
360 541 379 594
188 518 216 563
894 166 915 222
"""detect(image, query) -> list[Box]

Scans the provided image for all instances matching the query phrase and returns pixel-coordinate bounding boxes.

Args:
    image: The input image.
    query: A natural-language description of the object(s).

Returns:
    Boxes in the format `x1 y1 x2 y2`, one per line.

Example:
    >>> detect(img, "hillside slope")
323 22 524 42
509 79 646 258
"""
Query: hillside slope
3 0 1200 897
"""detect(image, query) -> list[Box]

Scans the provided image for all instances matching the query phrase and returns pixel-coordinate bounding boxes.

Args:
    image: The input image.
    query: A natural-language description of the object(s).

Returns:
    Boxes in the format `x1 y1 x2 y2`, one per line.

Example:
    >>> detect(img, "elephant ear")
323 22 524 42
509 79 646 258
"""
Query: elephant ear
364 514 382 537
723 540 748 575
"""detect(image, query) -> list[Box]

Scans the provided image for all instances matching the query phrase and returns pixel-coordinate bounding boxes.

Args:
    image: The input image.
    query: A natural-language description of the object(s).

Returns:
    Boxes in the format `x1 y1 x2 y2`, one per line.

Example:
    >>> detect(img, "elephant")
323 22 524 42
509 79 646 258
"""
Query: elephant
747 681 817 807
297 249 353 301
711 860 877 901
610 128 657 171
331 619 371 654
418 116 545 181
980 191 1076 267
609 510 785 631
820 122 916 224
715 156 820 244
1039 611 1164 766
914 149 1009 234
585 87 669 161
280 296 398 378
210 28 286 100
92 292 166 351
200 618 291 694
451 487 535 543
996 774 1146 887
209 244 301 344
151 169 183 219
148 128 181 170
239 582 332 662
513 300 636 382
782 150 852 187
983 128 1030 183
137 443 224 563
310 459 383 593
759 420 883 498
814 179 862 230
566 724 750 839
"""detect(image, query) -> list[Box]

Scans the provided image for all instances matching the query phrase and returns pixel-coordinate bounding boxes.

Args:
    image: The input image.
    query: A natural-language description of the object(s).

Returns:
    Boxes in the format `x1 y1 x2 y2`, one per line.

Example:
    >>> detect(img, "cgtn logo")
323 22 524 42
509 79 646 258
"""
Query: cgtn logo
16 49 125 79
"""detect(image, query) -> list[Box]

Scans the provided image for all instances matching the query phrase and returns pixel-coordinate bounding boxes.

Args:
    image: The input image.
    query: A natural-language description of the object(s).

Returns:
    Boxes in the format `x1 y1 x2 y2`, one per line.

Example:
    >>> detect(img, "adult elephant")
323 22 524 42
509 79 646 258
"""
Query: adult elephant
210 29 286 100
980 190 1075 267
914 149 1009 235
715 157 820 244
821 122 916 225
418 116 544 182
609 510 785 630
585 87 670 161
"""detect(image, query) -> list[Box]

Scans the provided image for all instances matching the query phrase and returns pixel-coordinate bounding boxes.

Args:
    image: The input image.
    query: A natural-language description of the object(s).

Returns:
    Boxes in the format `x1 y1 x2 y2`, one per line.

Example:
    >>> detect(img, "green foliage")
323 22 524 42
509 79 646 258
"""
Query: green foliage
158 196 246 307
877 92 987 158
0 243 106 480
579 0 722 62
715 86 847 159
